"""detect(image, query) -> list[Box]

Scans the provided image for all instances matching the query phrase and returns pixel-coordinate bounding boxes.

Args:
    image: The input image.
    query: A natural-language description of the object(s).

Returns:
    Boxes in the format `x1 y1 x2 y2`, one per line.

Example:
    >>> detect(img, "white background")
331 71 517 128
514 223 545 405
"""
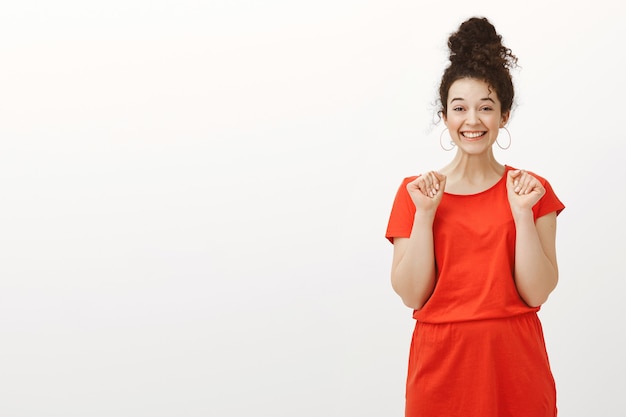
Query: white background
0 1 624 416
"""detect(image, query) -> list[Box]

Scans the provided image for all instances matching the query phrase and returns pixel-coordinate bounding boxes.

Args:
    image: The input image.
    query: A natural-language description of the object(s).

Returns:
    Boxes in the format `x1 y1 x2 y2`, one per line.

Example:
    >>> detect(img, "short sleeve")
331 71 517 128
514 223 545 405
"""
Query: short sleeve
385 176 418 244
532 175 565 220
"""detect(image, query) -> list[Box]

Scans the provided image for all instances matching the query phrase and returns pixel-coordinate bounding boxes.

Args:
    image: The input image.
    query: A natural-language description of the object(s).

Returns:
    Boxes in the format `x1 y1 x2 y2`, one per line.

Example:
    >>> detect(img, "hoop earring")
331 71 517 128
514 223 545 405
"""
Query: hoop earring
496 127 512 150
439 128 455 151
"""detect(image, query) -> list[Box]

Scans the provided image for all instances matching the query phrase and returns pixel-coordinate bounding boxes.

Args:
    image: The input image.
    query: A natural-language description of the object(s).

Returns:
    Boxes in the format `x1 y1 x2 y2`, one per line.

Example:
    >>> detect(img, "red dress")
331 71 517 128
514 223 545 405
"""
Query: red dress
385 166 565 417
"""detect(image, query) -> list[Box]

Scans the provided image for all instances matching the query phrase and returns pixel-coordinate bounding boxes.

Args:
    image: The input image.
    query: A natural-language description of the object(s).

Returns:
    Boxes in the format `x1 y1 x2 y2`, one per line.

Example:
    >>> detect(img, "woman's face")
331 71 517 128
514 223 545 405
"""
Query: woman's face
443 78 509 155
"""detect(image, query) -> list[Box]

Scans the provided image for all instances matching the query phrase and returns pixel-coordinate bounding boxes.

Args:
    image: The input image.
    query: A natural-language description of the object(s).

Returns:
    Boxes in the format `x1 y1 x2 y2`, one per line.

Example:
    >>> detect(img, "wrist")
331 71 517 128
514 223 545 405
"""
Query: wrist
511 207 534 224
413 210 436 225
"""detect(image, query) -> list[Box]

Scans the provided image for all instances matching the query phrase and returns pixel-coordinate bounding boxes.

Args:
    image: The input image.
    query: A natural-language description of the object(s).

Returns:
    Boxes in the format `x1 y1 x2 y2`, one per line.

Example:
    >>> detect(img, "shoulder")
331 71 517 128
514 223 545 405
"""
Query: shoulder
399 175 420 186
405 175 419 183
390 175 420 195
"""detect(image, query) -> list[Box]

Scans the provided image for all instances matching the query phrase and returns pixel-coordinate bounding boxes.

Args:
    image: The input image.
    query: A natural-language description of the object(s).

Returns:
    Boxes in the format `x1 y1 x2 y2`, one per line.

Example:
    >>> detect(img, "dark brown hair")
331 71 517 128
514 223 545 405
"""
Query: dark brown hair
438 17 518 116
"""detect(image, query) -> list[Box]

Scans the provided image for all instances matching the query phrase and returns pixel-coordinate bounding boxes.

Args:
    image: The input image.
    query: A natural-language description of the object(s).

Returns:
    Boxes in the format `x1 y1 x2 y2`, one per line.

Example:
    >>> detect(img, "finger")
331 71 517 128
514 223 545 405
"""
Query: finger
515 171 525 194
419 179 430 196
419 172 432 197
432 175 440 191
519 177 532 195
407 178 424 195
412 178 427 196
431 172 442 196
518 172 538 195
524 173 541 195
513 170 527 194
523 178 535 195
433 172 447 190
427 172 438 196
507 170 521 192
508 169 522 183
418 175 433 197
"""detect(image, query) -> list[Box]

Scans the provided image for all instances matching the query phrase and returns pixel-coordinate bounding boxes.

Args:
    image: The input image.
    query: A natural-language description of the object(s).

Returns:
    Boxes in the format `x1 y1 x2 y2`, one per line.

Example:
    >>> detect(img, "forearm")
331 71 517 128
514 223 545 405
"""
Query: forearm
391 214 437 309
513 210 558 307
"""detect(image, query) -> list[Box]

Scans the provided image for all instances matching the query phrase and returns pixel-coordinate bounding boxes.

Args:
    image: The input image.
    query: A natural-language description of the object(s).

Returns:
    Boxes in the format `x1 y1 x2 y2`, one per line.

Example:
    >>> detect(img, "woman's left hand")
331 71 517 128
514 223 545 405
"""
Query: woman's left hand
506 169 545 213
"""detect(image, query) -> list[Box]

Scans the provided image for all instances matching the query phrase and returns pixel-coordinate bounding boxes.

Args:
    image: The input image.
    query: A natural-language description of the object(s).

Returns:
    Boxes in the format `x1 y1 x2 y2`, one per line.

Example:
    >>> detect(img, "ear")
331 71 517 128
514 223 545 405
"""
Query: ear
500 111 510 128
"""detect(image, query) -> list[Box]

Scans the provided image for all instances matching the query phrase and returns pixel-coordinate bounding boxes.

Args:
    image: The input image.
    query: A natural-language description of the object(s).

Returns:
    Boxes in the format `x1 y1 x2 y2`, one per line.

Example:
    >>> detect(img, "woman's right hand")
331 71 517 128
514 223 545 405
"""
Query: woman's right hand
406 171 447 212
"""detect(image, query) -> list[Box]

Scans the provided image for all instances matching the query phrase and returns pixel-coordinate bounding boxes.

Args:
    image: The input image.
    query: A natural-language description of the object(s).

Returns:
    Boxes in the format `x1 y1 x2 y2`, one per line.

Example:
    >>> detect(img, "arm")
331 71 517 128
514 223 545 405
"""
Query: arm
507 170 560 307
512 211 559 307
390 172 445 309
391 213 437 309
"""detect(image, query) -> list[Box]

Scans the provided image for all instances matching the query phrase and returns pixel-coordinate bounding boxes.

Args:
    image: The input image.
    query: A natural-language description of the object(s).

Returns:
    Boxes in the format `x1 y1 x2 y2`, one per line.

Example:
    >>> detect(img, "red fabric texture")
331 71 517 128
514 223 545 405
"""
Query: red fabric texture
385 165 564 417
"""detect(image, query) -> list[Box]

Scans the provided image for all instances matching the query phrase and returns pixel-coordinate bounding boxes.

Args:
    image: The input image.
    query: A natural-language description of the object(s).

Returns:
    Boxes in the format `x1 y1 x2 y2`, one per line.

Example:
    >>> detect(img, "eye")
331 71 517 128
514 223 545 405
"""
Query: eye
480 106 493 111
453 106 464 111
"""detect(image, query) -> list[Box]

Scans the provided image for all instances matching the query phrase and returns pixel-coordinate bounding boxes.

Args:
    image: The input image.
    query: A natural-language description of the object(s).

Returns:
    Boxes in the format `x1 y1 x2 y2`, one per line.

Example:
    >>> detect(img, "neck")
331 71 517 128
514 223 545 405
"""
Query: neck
441 151 504 182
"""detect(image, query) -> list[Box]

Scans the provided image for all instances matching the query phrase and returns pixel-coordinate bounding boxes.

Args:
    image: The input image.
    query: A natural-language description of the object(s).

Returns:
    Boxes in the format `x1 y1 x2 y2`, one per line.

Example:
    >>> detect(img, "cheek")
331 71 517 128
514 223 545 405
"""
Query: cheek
444 117 461 129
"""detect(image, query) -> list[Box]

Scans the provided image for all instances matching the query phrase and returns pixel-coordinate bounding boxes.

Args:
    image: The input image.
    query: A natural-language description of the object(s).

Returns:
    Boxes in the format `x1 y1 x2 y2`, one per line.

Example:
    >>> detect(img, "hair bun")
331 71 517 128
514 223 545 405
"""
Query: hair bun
438 16 517 115
448 17 517 71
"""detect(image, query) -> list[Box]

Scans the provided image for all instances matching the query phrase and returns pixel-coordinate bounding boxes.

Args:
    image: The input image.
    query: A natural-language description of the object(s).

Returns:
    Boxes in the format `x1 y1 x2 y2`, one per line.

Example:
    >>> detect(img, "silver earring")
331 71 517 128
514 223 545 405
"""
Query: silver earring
439 128 455 151
496 127 512 150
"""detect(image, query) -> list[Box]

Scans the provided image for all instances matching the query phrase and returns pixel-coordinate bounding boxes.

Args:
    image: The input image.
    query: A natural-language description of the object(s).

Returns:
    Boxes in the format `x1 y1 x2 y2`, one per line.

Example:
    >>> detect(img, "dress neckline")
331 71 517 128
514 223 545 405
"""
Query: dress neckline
443 165 511 197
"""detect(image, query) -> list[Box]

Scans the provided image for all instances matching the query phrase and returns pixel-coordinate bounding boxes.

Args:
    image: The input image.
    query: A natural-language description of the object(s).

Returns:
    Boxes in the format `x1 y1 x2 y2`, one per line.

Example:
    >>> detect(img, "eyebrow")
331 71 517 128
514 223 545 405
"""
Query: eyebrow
450 97 496 103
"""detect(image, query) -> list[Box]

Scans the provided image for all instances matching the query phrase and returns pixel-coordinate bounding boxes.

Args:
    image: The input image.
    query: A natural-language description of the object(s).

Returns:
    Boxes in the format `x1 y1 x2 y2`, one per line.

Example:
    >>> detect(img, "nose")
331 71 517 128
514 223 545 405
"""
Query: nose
467 110 480 125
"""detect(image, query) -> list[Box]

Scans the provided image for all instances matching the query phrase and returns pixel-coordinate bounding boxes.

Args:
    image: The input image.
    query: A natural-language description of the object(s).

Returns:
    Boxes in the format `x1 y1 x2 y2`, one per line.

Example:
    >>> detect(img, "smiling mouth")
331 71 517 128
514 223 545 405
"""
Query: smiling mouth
461 131 486 139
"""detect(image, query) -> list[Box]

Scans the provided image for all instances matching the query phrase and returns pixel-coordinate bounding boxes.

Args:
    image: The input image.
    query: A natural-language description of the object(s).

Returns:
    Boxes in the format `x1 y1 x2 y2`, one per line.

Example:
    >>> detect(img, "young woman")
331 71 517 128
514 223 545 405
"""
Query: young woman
385 17 565 417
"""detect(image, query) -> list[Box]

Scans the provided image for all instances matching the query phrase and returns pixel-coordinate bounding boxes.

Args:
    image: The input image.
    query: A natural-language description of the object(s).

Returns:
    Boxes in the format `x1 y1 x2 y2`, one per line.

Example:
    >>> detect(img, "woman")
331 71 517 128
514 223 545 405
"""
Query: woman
385 17 564 417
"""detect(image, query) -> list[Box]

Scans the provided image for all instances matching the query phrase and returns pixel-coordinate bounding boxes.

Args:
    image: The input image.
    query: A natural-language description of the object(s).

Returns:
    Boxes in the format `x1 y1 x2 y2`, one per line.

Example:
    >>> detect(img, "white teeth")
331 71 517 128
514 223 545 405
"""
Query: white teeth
462 132 484 138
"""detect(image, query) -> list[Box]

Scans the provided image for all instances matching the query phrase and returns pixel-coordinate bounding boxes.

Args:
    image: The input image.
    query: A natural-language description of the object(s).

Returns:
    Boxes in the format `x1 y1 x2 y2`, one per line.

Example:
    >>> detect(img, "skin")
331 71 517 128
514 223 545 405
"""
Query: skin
391 78 559 309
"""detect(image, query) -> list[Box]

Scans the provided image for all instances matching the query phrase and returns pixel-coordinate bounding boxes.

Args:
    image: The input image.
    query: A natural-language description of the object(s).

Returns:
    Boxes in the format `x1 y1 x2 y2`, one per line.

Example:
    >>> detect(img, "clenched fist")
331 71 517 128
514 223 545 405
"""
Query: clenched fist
506 169 545 214
406 171 447 213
